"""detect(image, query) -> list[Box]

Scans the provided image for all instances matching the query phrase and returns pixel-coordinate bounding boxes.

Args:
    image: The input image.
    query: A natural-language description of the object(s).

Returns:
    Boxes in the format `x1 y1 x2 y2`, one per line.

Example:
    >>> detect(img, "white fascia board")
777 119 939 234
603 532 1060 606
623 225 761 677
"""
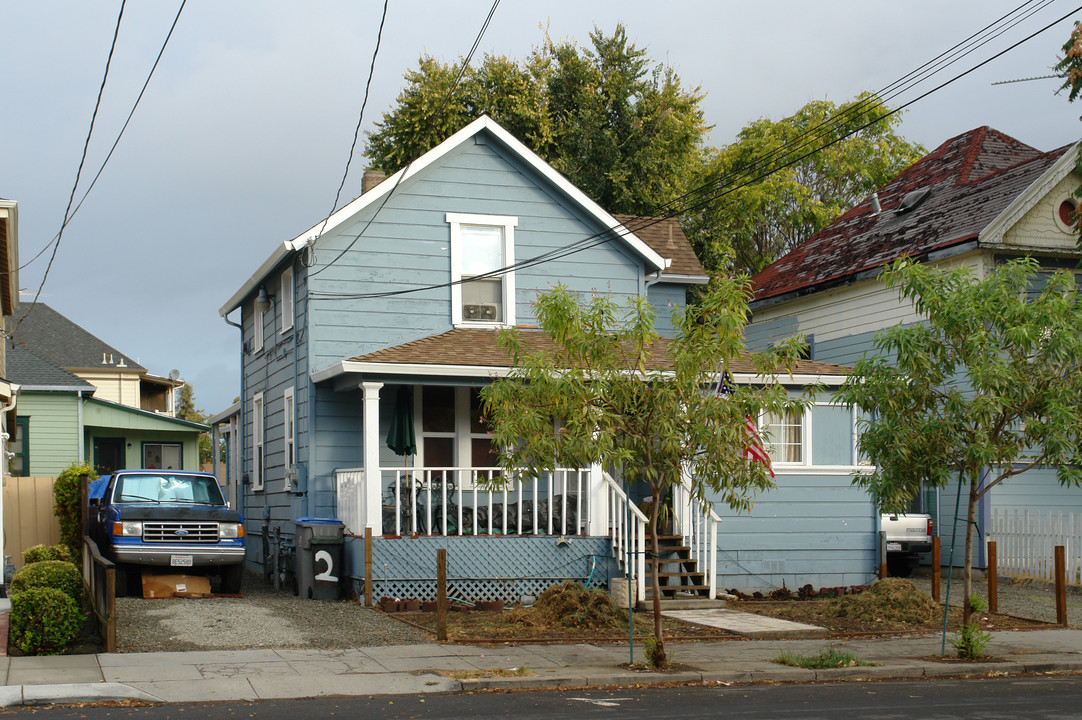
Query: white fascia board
208 400 242 425
730 372 848 387
219 240 294 317
477 119 666 272
657 273 710 285
979 141 1081 246
312 361 512 385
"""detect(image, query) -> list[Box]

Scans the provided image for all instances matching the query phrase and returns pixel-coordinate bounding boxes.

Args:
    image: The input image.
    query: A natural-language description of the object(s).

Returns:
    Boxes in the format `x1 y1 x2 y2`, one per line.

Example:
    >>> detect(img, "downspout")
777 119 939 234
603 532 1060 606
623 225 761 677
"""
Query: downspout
224 315 246 520
0 384 19 588
292 263 307 518
77 390 84 462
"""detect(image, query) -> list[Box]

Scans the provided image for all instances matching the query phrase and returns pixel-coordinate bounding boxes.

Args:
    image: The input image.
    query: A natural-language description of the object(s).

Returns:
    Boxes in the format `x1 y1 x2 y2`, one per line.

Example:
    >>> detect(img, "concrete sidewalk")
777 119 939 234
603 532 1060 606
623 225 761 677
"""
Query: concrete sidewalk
2 622 1081 707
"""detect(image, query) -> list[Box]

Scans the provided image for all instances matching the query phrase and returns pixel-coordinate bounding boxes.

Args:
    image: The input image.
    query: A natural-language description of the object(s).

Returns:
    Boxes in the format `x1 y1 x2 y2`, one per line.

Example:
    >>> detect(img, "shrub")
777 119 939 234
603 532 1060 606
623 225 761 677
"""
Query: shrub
53 462 98 556
9 587 84 655
11 560 83 604
22 543 73 565
951 594 993 659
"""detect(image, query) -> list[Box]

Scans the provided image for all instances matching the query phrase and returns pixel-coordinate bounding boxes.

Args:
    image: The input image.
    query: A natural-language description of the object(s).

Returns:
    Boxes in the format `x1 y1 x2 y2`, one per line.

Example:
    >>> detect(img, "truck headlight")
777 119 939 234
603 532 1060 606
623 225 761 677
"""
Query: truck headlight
113 521 143 537
220 523 244 539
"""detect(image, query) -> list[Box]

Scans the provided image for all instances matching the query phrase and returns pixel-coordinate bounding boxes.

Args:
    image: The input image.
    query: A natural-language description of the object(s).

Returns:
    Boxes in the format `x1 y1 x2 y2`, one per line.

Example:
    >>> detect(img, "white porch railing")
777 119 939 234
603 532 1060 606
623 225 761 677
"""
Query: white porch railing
339 466 589 537
991 509 1082 584
672 480 721 599
601 471 647 602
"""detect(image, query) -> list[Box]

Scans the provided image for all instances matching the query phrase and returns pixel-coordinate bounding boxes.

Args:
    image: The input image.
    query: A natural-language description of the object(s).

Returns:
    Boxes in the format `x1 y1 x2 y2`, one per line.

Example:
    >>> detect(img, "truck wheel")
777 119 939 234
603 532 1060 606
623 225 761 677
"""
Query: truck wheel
221 564 243 594
887 555 913 578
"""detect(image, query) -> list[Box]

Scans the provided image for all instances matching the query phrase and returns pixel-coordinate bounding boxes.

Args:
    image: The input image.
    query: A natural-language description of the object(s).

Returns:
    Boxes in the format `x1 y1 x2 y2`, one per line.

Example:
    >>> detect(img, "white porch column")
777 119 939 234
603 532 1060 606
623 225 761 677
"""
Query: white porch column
362 382 384 533
586 463 608 535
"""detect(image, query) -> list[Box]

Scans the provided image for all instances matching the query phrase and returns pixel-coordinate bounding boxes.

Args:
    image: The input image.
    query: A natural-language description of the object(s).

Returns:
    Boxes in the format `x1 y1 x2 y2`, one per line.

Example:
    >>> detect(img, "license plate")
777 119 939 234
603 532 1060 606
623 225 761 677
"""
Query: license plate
170 555 194 567
886 542 902 552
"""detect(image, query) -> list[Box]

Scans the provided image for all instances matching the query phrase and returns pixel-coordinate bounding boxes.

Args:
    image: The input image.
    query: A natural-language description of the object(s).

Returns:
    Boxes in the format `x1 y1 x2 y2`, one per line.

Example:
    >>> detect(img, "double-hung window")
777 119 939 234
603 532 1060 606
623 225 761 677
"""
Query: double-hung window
280 268 294 333
283 386 296 490
762 408 805 464
447 213 516 326
252 392 264 491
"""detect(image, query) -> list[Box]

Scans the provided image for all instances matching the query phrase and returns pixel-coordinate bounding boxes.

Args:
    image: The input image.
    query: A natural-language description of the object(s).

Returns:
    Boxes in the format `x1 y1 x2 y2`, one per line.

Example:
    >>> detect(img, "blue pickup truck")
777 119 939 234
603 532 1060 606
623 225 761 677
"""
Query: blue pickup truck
89 469 245 595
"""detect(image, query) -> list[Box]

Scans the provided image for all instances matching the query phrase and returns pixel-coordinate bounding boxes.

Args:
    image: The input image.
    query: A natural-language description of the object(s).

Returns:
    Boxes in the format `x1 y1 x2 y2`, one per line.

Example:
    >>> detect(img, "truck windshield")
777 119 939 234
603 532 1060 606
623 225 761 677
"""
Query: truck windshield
114 474 226 505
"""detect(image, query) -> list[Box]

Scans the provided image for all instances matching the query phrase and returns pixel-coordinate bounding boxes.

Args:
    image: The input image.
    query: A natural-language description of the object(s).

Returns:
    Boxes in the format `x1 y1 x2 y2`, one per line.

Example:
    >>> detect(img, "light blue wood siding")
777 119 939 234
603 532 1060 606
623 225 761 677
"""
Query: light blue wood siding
991 466 1082 515
744 315 798 352
710 472 877 593
306 134 646 372
811 405 854 466
646 283 686 337
813 328 880 366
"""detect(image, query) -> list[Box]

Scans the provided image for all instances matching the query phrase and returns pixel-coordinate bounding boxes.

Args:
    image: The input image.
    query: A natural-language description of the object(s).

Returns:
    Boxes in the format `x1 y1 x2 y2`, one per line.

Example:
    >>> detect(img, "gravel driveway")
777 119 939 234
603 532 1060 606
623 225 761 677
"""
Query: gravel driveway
909 571 1082 626
116 571 431 653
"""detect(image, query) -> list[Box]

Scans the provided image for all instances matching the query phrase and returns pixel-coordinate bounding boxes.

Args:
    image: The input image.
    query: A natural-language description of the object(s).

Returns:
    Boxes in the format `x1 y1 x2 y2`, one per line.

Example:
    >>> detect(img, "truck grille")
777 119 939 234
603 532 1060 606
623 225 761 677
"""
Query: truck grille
142 522 219 543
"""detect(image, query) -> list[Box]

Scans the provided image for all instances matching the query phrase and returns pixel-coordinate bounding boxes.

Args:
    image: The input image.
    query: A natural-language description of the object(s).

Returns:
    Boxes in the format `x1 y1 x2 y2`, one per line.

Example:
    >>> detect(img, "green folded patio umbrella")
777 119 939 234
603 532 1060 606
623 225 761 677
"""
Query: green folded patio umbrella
386 386 416 462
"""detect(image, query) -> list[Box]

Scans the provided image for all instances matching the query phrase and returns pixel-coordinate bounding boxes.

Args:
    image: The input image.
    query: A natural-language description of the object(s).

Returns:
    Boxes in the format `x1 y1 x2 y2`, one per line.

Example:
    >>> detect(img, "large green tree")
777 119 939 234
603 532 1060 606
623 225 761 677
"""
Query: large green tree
836 258 1082 628
365 24 708 215
480 279 810 668
685 94 924 275
1056 20 1082 249
176 381 212 467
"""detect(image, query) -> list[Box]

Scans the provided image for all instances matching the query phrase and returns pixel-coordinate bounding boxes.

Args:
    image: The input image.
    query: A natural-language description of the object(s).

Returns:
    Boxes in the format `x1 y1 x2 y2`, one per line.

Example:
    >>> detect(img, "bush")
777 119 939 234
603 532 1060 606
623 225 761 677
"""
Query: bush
53 462 98 556
11 560 83 604
9 587 85 655
22 543 73 565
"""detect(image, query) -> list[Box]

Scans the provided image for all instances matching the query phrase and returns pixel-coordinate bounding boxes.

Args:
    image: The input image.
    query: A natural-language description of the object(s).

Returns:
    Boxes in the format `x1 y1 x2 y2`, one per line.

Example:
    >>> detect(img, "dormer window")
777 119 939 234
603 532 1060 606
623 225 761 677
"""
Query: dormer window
448 213 517 326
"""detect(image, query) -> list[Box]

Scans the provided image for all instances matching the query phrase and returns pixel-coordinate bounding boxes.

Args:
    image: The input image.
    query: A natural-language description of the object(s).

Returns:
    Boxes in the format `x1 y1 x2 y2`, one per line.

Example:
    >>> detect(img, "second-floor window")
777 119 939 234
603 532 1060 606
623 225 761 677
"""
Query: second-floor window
280 267 294 333
447 213 517 326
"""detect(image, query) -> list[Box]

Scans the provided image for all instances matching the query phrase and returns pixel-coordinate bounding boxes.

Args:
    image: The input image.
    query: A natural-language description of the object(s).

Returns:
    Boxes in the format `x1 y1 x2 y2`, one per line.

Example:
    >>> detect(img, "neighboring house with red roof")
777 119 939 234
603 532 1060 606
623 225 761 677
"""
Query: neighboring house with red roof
748 127 1082 569
221 115 866 600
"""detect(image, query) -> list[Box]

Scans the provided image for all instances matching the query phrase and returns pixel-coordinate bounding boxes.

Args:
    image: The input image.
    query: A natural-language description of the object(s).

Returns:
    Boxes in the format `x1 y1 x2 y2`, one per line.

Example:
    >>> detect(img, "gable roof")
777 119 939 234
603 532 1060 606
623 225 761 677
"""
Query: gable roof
310 327 850 384
751 127 1076 304
7 345 96 392
5 303 145 372
221 115 671 316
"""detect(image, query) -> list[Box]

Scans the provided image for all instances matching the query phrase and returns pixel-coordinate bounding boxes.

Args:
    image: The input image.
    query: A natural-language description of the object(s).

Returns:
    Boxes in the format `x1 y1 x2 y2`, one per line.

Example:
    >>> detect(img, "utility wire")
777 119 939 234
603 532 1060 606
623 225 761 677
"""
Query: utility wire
308 0 391 256
307 0 502 277
16 0 187 275
12 0 128 334
311 1 1077 302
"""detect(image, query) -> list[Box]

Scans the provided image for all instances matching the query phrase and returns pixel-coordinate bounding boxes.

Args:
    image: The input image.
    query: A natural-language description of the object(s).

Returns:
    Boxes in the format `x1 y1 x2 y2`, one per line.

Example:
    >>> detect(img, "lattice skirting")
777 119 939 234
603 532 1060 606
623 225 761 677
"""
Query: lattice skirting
353 535 613 604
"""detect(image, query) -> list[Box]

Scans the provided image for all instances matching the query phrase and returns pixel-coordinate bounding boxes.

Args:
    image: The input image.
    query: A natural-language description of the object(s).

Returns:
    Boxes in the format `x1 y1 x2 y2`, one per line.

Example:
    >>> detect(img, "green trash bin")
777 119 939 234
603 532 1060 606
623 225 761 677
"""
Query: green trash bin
294 517 345 600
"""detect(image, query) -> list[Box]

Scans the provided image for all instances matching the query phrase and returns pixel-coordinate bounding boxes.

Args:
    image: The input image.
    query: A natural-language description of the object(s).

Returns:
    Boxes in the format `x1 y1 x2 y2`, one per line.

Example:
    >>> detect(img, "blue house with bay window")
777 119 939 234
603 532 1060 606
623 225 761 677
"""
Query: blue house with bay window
220 115 873 601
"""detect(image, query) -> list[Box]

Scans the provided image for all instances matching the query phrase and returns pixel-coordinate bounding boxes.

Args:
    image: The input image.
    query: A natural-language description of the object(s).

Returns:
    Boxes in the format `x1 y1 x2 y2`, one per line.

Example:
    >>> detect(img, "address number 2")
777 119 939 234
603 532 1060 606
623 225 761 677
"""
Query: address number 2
314 549 338 582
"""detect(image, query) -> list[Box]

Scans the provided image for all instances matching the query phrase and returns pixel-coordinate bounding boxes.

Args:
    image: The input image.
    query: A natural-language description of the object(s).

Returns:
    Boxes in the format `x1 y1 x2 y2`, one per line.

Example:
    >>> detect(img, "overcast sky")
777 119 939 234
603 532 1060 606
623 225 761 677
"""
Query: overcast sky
3 1 1080 413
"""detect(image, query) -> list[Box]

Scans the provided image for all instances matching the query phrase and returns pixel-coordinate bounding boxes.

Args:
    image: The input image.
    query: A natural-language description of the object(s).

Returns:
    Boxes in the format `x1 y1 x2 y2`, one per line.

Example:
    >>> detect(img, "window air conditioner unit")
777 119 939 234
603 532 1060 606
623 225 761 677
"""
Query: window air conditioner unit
464 304 482 319
480 304 498 320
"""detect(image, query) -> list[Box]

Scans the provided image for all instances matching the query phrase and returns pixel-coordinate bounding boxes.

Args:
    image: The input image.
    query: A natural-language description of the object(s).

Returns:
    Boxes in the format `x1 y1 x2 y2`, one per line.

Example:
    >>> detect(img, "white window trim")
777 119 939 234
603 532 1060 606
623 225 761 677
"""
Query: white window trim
760 407 808 467
252 392 264 491
283 386 296 491
280 267 294 333
253 305 265 353
447 212 517 327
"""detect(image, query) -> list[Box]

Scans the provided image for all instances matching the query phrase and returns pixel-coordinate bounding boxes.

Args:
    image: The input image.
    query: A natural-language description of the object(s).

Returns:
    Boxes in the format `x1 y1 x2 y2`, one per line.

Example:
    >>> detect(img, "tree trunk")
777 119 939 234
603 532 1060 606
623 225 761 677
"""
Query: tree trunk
648 485 667 668
962 476 979 627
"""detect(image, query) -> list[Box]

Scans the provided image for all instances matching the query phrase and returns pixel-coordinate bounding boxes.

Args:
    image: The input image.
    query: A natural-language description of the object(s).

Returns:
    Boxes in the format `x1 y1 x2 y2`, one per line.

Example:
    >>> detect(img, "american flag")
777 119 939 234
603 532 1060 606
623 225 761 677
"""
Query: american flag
715 370 775 478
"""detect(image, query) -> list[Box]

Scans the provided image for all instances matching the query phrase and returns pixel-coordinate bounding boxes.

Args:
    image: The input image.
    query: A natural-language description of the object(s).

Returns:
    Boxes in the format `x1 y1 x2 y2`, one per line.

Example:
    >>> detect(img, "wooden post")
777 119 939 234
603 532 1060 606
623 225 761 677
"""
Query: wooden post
1055 545 1068 626
364 528 374 607
436 549 448 642
931 537 941 603
879 531 887 579
105 564 117 653
987 540 998 614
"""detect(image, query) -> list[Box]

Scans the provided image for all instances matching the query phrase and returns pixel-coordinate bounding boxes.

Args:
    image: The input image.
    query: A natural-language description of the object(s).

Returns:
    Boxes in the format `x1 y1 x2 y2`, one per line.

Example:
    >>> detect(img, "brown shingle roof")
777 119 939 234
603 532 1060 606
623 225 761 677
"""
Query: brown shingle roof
751 127 1071 303
612 214 707 278
348 328 849 377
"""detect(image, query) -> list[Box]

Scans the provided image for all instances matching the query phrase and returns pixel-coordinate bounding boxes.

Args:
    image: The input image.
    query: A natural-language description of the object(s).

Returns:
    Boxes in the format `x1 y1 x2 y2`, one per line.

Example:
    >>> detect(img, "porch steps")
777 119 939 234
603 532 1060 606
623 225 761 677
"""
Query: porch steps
641 534 715 607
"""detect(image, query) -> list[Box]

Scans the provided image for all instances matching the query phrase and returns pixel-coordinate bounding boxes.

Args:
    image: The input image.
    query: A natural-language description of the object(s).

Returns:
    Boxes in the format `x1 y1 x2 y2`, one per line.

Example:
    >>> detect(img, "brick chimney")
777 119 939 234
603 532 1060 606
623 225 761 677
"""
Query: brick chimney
362 169 387 194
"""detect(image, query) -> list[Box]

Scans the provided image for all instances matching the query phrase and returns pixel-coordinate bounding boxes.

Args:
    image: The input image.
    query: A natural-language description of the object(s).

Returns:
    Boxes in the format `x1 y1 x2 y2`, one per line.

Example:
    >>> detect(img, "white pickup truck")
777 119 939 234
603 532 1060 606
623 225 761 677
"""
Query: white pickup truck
881 513 933 577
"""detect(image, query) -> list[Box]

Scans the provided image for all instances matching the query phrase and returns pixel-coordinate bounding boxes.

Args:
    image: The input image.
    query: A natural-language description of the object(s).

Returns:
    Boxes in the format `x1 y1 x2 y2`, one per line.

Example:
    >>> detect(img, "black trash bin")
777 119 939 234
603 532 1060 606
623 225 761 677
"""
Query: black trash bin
294 517 345 600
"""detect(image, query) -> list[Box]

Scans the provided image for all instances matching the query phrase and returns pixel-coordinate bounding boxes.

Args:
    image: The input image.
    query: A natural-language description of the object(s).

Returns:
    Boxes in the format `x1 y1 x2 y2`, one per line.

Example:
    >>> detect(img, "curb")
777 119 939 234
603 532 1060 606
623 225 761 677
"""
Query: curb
0 683 161 708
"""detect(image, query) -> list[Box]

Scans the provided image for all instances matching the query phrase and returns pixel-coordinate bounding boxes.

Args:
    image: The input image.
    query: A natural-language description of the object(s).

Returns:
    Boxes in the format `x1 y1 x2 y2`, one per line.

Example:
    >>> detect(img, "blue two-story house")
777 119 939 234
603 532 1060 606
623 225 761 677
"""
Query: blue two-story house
221 115 868 601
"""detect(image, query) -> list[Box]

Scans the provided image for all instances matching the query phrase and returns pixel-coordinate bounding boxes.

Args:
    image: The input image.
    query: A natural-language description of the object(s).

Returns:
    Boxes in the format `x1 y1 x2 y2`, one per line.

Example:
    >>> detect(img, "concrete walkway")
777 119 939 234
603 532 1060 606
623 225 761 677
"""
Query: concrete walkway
2 611 1081 707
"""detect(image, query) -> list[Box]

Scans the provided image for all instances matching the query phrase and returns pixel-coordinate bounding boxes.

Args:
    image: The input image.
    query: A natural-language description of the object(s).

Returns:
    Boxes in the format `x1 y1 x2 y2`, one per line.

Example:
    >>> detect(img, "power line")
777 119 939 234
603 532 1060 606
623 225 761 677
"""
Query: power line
309 0 391 252
307 0 504 277
16 0 187 276
12 0 128 334
310 1 1077 302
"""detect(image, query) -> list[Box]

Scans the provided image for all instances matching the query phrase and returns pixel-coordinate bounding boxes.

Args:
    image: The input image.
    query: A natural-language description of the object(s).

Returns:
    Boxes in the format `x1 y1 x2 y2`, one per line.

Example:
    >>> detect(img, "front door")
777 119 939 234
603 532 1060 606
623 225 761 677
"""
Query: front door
93 437 125 475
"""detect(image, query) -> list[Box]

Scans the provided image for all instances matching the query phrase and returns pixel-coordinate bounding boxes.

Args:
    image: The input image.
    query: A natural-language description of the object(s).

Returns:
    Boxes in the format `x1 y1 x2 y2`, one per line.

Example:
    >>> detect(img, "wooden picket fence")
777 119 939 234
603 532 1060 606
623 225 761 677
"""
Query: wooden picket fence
991 509 1082 584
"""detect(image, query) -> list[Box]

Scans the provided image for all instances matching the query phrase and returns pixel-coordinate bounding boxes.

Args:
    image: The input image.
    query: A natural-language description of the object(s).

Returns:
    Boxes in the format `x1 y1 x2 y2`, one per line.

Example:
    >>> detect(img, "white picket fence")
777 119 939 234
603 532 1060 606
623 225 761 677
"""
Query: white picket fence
991 509 1082 584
